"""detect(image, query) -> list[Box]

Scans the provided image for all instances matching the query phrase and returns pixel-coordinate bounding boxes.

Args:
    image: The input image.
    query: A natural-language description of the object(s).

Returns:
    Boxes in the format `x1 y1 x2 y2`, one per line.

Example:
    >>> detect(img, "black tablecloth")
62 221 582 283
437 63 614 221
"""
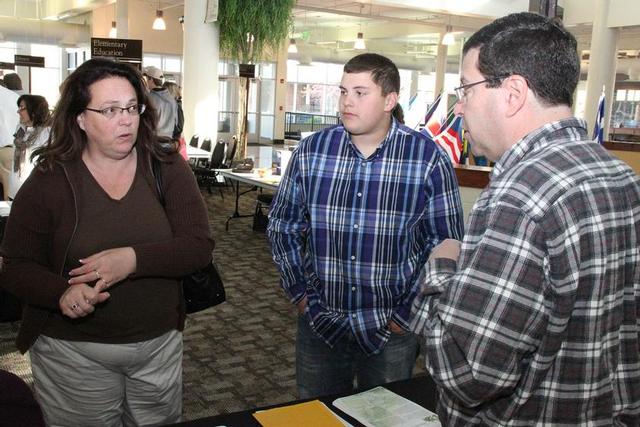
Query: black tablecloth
170 373 438 427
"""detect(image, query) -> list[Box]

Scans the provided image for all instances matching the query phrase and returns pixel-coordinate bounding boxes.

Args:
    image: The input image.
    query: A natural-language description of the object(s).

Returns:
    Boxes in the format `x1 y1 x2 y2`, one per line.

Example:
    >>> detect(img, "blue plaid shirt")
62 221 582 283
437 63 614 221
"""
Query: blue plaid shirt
268 119 464 355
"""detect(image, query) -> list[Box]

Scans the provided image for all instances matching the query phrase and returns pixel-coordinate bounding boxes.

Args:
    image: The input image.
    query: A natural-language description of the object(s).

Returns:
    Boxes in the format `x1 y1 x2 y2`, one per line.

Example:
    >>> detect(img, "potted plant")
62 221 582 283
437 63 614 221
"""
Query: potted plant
218 0 295 159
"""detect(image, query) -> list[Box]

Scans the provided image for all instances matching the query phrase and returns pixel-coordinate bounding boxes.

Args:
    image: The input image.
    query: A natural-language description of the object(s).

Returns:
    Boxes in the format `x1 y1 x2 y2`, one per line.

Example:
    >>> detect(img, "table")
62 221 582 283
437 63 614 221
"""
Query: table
187 145 212 159
169 374 438 427
217 170 281 231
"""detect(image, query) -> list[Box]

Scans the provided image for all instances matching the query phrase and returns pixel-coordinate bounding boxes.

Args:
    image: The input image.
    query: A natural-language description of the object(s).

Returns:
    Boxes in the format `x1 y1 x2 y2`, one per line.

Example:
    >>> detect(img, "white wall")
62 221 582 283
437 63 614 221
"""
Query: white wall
92 1 183 55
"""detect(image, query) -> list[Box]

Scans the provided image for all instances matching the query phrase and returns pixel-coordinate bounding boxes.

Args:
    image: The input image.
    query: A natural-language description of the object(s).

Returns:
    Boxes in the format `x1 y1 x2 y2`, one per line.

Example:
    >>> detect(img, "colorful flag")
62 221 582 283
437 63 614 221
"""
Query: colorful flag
592 90 605 144
433 116 464 164
424 93 448 138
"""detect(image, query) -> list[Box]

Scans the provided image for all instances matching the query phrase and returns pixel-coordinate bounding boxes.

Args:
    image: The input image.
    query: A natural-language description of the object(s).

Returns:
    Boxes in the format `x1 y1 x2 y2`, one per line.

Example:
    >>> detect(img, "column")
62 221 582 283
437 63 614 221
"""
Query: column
434 42 447 97
182 0 219 142
273 40 287 143
410 70 419 101
115 0 128 39
584 0 618 140
15 42 30 92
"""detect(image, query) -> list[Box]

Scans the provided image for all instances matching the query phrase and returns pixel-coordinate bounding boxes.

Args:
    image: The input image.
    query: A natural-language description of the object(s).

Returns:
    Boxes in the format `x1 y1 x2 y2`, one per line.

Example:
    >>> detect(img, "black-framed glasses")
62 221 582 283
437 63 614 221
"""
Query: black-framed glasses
454 77 506 102
85 104 146 119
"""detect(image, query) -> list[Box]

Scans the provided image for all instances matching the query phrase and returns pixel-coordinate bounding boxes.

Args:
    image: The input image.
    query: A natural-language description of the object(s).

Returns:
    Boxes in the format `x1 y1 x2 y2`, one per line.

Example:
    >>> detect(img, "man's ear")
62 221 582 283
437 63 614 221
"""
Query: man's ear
384 92 399 113
76 113 86 131
503 75 528 117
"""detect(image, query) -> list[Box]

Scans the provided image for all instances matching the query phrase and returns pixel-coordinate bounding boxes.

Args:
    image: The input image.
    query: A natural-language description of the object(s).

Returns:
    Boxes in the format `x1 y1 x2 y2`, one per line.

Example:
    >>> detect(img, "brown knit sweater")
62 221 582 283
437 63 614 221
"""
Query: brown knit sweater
0 149 214 353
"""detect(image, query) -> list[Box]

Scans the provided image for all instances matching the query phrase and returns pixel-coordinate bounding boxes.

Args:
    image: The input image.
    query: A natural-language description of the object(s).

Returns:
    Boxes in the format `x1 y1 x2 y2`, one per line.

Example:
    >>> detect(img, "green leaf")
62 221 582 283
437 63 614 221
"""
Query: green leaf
218 0 295 64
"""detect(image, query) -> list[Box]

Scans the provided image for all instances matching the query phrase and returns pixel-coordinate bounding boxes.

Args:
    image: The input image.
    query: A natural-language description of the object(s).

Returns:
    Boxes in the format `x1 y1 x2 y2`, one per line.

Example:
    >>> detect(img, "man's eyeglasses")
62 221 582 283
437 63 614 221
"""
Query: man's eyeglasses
454 77 506 102
85 104 146 119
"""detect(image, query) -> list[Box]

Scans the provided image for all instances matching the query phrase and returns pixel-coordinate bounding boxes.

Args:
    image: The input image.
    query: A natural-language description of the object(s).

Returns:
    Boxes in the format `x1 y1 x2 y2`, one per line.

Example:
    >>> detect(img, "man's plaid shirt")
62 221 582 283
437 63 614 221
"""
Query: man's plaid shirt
411 118 640 425
269 119 463 355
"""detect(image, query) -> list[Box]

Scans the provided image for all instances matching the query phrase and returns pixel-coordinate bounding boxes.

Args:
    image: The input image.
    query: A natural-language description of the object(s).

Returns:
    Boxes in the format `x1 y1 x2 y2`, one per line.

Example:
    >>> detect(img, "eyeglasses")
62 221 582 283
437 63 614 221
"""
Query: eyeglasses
85 104 146 119
17 106 27 112
454 77 506 102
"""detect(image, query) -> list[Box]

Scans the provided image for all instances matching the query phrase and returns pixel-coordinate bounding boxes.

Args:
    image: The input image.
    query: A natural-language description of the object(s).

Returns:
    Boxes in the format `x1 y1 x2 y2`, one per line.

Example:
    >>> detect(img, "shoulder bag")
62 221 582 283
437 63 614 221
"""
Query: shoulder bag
152 157 226 313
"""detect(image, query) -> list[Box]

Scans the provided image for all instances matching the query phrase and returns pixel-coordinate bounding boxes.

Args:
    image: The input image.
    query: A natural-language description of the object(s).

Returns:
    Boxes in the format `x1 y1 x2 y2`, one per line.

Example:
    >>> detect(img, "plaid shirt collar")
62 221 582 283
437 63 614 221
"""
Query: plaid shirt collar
492 117 588 180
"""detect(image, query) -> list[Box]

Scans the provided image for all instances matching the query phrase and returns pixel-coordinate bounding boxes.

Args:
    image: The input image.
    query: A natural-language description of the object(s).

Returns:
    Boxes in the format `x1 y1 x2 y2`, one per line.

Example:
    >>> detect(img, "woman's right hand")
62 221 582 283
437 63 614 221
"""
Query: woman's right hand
59 283 110 319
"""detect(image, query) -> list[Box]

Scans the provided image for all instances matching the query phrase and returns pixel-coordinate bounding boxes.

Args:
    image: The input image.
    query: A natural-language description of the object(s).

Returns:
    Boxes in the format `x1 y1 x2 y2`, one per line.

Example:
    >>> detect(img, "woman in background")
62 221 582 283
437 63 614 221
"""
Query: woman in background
10 94 50 199
0 58 213 426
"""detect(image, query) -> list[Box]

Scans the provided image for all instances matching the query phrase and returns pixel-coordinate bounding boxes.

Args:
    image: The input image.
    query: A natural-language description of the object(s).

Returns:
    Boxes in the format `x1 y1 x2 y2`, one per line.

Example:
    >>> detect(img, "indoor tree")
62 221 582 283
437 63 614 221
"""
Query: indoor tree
218 0 295 159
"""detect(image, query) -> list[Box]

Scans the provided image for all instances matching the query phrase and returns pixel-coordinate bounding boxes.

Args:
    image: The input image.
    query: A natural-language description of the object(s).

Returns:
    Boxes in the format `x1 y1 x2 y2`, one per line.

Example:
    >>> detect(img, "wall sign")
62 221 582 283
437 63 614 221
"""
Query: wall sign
14 55 45 68
91 38 143 63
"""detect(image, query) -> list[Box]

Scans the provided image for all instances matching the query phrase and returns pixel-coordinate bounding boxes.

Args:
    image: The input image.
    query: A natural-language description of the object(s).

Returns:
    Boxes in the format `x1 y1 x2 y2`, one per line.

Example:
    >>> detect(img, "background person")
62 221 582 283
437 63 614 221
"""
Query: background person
411 12 640 425
10 94 50 199
143 66 178 147
163 81 187 160
0 58 214 426
268 53 464 399
3 73 26 95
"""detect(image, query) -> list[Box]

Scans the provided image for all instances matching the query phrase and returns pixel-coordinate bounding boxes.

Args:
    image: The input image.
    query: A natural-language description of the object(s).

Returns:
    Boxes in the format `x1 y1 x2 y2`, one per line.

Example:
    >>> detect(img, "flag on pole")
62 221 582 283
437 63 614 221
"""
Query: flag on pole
432 116 464 164
424 93 448 138
592 89 605 145
459 129 469 165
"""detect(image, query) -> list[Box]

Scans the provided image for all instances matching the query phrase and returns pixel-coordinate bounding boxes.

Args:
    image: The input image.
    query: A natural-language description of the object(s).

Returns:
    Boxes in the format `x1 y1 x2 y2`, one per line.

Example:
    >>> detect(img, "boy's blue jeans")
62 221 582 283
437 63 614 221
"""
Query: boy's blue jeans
296 315 418 399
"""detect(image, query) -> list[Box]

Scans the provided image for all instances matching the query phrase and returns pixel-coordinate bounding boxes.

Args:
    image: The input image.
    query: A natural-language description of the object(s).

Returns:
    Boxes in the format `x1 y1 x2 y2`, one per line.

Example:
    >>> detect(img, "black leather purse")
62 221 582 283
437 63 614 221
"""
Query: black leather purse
152 157 226 314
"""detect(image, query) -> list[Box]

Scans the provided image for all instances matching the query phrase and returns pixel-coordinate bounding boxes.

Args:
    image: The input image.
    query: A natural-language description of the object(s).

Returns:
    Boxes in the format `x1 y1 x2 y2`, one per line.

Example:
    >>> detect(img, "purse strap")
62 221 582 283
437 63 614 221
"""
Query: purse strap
151 157 166 207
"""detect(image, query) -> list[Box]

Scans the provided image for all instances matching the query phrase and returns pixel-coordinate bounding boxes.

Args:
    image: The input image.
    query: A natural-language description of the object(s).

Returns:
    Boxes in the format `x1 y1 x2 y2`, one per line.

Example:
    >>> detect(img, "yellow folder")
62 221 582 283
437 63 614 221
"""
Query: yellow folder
253 399 344 427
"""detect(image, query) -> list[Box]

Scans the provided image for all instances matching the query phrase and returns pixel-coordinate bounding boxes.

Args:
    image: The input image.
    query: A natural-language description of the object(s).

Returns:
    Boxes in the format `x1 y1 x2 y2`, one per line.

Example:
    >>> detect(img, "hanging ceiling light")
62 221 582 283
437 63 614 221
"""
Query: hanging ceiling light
441 25 455 46
288 38 298 54
108 21 117 38
152 9 166 31
354 32 366 50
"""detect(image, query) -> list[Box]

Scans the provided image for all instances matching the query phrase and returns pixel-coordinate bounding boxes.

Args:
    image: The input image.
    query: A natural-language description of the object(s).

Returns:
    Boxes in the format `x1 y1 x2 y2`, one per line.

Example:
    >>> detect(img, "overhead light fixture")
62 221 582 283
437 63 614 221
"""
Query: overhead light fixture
152 10 166 31
354 32 366 50
441 26 455 46
108 21 117 38
288 38 298 54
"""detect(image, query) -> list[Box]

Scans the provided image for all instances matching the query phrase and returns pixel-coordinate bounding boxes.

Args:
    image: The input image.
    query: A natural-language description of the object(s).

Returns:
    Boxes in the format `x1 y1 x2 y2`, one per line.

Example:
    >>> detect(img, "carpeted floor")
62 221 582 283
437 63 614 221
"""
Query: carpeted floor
0 182 425 422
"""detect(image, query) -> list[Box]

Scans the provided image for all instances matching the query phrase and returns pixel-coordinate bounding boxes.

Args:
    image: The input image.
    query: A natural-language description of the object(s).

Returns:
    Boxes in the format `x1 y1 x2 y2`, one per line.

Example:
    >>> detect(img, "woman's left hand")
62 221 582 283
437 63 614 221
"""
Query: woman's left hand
68 247 137 291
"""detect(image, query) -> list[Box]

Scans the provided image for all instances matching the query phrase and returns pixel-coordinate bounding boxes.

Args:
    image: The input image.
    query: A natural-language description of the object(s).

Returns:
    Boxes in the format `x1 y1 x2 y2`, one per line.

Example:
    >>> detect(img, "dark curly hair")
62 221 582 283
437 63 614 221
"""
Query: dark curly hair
463 12 579 107
34 58 175 171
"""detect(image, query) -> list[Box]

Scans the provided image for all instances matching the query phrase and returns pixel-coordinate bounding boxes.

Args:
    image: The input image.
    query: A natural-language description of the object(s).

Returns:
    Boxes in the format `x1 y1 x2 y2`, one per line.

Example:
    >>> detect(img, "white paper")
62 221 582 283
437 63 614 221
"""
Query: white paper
332 386 441 427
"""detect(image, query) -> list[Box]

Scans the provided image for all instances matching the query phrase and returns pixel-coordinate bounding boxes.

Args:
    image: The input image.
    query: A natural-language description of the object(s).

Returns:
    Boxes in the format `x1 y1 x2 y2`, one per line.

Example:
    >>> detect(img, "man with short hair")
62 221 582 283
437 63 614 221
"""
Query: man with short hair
3 73 26 95
411 12 640 425
268 53 464 399
142 66 178 143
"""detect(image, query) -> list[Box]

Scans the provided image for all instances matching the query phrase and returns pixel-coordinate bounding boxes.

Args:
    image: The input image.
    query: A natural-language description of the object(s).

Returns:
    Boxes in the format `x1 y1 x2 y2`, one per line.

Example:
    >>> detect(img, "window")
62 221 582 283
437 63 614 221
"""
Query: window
217 59 276 142
286 60 342 117
143 53 183 85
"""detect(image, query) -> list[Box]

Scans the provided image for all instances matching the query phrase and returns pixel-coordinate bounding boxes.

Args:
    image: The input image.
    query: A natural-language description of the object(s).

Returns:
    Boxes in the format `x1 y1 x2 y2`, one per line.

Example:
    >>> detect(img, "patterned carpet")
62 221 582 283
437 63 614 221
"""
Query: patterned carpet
0 182 425 422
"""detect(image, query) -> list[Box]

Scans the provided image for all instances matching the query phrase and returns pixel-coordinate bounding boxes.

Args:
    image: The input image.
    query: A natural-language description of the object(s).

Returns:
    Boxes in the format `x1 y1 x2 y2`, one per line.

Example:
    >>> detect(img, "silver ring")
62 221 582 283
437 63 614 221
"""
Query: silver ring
71 303 79 310
95 270 101 279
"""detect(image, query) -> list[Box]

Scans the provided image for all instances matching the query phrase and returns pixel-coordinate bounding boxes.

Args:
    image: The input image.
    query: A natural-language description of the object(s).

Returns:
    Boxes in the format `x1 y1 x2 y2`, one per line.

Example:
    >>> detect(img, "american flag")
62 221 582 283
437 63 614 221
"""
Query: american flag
432 116 464 164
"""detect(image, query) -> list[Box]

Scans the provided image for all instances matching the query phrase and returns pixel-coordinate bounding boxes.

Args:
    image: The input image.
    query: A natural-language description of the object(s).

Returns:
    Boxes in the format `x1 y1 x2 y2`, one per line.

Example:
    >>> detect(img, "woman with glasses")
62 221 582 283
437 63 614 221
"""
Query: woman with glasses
0 58 214 426
9 94 50 199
